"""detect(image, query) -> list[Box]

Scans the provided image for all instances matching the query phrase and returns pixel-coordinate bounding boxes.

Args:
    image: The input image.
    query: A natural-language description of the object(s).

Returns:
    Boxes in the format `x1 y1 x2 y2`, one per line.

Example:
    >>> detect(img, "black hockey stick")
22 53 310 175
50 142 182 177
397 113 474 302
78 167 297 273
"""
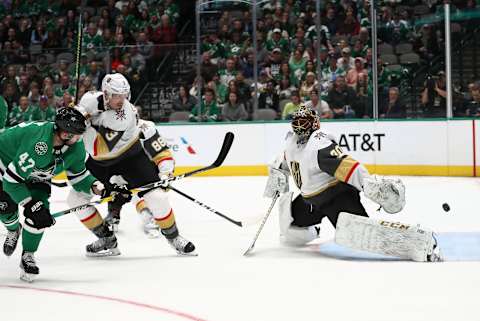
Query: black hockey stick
52 132 234 218
74 13 84 104
169 185 242 227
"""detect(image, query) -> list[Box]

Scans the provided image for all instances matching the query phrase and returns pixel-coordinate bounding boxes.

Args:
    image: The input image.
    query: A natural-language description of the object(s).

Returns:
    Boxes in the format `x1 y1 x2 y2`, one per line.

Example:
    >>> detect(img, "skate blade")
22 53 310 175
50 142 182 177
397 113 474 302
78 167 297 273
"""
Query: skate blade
20 271 37 283
86 247 121 257
175 250 198 257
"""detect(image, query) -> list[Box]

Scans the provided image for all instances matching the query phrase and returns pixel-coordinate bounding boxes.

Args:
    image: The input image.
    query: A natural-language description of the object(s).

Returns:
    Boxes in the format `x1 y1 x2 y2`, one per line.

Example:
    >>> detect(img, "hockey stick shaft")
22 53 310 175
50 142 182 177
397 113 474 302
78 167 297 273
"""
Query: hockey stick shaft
52 132 234 218
169 185 242 227
243 191 280 256
74 13 84 104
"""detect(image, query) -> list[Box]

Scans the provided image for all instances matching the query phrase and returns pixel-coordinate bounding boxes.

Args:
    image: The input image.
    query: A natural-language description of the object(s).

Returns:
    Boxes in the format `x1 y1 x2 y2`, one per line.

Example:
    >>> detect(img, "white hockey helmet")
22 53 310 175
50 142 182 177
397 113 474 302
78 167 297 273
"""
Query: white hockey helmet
101 73 131 101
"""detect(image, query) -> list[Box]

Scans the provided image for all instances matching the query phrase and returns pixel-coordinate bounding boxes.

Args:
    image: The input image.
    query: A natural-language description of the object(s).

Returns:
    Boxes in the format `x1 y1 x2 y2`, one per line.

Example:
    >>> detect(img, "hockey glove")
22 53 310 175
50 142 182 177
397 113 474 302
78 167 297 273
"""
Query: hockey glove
23 199 56 229
158 159 175 189
103 184 133 208
363 175 406 214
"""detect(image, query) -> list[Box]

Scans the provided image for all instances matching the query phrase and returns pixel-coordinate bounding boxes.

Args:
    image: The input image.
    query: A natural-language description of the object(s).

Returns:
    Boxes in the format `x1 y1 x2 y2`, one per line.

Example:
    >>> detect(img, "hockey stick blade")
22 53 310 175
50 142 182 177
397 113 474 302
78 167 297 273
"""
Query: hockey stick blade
52 132 235 218
243 192 280 256
169 185 242 227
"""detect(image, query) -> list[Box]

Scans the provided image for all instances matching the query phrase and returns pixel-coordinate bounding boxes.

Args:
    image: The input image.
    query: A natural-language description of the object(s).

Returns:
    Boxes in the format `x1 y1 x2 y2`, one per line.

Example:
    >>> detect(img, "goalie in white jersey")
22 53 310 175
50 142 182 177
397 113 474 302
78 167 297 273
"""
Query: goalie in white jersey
265 106 442 262
68 73 196 256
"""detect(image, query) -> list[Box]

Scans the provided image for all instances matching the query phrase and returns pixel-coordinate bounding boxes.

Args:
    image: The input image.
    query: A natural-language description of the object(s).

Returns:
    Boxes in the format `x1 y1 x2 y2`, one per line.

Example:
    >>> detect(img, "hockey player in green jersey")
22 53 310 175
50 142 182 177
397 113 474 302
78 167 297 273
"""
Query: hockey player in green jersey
0 107 119 282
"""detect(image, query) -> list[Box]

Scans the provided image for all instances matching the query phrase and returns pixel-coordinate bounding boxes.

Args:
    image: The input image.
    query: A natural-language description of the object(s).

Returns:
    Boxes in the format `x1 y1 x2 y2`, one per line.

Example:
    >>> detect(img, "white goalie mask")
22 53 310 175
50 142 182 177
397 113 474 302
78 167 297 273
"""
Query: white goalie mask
101 73 131 105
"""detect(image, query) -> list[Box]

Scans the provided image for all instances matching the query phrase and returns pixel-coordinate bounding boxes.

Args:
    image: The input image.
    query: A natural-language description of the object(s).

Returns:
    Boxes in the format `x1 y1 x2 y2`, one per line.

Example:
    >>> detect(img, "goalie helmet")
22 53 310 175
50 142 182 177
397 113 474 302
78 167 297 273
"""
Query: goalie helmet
101 73 131 100
55 107 87 134
291 105 320 144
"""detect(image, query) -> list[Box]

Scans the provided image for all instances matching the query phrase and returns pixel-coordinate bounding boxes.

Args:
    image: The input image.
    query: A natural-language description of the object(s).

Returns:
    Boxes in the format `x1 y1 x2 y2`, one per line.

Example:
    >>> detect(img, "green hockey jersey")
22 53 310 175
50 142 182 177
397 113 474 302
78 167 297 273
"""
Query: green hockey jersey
0 122 96 205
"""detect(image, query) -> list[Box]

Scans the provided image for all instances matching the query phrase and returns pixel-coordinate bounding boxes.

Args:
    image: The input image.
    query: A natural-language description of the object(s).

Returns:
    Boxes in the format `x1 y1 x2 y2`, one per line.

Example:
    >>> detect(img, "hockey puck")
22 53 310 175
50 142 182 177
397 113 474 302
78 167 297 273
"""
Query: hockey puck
442 203 450 212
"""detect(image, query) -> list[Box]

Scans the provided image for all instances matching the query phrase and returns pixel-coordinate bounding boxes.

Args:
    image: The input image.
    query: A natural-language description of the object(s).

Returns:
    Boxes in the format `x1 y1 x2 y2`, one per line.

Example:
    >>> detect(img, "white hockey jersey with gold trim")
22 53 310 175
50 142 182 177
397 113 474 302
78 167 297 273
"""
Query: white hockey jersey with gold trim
76 91 140 162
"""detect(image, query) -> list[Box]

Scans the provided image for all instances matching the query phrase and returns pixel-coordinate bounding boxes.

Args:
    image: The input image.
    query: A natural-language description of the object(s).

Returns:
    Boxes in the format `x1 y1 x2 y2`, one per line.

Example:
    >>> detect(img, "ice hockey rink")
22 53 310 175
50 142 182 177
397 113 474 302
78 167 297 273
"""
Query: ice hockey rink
1 175 480 321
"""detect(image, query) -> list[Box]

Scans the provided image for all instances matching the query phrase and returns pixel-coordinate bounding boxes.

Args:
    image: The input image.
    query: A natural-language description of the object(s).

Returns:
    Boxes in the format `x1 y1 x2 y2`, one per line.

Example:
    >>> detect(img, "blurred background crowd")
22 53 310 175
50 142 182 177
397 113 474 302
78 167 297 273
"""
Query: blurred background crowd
1 0 480 126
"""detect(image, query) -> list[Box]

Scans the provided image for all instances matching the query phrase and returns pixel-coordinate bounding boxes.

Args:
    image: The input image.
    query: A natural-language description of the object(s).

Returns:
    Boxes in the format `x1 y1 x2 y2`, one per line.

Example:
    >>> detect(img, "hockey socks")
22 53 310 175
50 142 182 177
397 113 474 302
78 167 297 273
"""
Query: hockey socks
154 209 179 239
0 212 20 232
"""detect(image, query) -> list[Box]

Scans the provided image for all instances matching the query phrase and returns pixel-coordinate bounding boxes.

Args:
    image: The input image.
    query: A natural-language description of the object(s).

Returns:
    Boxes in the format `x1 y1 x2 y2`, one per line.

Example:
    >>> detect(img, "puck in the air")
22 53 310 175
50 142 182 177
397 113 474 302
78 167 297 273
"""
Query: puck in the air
442 203 450 212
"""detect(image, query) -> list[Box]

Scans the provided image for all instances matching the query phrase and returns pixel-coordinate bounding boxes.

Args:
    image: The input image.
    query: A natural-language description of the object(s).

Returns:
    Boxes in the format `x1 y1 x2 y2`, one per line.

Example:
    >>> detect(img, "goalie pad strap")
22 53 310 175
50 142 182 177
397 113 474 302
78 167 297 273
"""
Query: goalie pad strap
335 213 434 262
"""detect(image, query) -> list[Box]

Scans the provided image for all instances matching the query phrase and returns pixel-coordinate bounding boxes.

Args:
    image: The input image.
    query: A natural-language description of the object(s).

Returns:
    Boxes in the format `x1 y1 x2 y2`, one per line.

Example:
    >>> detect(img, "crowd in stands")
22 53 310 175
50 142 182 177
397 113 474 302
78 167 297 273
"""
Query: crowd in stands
1 0 480 126
0 0 180 129
164 0 479 122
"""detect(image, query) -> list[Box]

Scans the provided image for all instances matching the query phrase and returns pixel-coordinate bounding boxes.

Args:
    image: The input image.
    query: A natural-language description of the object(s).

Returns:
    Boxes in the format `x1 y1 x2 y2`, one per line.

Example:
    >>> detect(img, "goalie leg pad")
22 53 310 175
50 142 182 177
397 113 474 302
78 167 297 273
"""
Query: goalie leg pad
279 192 319 246
335 212 436 262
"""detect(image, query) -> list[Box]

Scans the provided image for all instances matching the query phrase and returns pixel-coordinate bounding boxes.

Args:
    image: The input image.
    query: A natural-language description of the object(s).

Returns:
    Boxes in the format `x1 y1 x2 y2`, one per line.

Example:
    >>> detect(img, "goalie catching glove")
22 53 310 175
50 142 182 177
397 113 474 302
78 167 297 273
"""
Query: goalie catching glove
363 175 405 214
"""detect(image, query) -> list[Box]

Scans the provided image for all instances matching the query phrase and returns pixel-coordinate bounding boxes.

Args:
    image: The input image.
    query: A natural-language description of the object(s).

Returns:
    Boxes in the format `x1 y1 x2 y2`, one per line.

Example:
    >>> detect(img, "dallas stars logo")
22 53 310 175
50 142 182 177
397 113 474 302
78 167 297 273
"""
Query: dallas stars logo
34 142 48 155
115 109 126 120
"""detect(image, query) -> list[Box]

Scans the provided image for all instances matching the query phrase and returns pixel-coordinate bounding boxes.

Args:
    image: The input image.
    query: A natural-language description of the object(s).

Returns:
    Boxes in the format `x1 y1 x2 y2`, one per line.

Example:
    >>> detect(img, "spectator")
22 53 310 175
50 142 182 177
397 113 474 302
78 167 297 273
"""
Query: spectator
189 88 220 122
290 28 312 52
30 95 55 121
234 72 251 105
299 71 318 100
222 91 248 121
54 74 75 98
266 28 289 53
201 52 218 83
380 87 406 118
83 22 104 55
289 49 307 86
421 71 447 118
219 58 238 87
321 55 346 86
9 96 33 126
354 72 371 118
265 48 283 82
173 85 197 112
337 46 355 72
305 89 333 119
136 32 154 59
18 74 30 97
30 23 48 45
327 76 357 118
282 90 302 120
16 18 32 47
346 57 368 88
258 80 280 112
57 91 74 109
153 14 177 44
28 82 41 106
43 86 55 107
337 5 360 36
3 83 18 112
277 77 296 100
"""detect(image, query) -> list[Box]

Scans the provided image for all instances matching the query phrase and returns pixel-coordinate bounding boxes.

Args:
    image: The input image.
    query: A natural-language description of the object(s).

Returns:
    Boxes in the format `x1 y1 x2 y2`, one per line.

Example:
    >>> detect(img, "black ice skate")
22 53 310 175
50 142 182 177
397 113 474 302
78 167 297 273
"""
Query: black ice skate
86 235 121 257
20 250 39 282
3 224 22 256
167 235 197 256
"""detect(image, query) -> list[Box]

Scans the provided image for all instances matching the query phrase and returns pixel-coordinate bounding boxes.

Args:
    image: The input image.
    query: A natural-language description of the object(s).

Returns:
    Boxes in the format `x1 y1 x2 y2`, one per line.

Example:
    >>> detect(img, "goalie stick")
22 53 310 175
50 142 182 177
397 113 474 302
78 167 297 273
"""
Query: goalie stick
243 191 280 256
52 132 235 218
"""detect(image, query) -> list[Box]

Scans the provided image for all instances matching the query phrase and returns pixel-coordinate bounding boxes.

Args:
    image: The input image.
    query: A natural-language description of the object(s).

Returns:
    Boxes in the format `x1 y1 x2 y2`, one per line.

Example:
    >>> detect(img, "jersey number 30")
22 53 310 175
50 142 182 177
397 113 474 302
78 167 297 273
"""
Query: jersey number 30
290 161 302 189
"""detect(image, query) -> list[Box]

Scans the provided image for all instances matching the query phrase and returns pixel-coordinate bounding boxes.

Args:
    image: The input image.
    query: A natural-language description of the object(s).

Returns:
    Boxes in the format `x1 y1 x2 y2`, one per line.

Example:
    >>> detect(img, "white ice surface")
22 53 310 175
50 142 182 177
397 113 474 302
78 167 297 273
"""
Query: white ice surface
1 176 480 321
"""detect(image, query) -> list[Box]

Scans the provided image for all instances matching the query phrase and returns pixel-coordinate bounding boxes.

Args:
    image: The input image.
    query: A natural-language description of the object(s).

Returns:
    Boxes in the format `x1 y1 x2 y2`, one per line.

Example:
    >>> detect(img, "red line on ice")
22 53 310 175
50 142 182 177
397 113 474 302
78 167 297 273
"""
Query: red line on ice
0 284 208 321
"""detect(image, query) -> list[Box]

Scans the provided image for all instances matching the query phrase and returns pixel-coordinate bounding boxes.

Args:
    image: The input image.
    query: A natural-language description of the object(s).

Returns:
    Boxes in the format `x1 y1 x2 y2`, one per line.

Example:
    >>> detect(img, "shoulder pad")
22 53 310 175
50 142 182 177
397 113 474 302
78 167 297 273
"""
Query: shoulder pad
305 130 334 150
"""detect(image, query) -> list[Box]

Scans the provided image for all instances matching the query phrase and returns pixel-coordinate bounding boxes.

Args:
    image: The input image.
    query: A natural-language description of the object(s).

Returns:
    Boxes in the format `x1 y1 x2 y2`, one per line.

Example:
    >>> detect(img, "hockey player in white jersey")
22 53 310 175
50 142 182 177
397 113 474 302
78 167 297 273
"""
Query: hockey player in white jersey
68 73 196 256
264 106 442 262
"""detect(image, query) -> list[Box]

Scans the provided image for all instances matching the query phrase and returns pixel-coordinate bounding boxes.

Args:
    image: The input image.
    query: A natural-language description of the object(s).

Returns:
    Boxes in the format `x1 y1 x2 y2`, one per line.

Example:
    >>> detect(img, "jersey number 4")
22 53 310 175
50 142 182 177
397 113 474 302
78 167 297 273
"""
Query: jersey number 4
18 152 35 172
290 161 302 189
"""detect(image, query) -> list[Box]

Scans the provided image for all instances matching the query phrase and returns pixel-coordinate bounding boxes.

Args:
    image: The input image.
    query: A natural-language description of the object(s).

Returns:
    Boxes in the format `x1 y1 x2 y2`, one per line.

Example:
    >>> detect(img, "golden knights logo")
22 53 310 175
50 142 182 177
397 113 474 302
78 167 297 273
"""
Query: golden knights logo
34 142 48 156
